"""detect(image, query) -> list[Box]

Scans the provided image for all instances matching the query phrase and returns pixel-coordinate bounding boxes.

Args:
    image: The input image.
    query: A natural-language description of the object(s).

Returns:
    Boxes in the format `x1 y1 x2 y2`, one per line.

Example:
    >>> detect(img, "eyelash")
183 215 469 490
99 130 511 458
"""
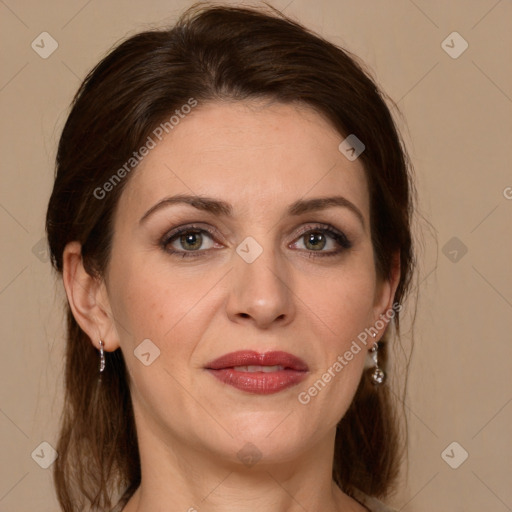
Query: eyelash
160 223 352 259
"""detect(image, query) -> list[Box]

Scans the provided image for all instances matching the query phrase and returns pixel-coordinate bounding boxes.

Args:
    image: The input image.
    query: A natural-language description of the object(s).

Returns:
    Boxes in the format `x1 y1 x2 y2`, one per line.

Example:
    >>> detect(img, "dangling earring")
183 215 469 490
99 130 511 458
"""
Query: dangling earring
369 333 385 385
98 339 106 373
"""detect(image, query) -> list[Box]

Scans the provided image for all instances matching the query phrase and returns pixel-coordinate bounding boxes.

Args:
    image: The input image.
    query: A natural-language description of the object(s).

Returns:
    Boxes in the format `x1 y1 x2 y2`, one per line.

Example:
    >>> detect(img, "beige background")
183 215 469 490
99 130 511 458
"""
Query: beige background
1 0 511 510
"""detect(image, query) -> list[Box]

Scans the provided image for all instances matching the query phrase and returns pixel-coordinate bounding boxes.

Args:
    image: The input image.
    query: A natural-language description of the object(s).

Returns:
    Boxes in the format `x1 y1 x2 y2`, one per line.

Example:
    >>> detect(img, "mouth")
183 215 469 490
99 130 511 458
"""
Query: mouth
231 365 285 372
204 350 309 395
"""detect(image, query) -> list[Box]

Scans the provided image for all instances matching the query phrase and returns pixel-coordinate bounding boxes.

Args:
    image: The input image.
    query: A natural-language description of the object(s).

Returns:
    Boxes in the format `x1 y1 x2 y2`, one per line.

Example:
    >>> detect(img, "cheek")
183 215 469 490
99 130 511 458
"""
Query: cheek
298 272 375 417
306 262 377 342
297 256 377 399
108 257 218 361
107 263 211 410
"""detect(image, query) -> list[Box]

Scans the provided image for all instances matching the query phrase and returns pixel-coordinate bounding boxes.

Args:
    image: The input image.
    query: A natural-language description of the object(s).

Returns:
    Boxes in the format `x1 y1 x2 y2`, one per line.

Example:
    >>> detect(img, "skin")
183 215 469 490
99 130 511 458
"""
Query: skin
63 100 400 512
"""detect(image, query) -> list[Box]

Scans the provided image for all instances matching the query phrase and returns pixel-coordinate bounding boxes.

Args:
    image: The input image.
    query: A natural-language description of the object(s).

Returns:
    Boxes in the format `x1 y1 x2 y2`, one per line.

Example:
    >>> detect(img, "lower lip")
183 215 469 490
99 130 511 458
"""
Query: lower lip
206 368 308 394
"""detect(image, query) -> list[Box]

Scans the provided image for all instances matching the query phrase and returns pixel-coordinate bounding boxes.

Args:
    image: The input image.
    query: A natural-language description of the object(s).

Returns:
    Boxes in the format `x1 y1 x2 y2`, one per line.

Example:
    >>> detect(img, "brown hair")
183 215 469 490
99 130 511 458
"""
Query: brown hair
46 3 416 510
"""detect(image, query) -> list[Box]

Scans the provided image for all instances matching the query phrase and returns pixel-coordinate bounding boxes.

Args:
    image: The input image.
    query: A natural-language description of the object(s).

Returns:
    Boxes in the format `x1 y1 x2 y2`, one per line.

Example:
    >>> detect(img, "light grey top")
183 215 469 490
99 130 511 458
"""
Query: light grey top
352 488 399 512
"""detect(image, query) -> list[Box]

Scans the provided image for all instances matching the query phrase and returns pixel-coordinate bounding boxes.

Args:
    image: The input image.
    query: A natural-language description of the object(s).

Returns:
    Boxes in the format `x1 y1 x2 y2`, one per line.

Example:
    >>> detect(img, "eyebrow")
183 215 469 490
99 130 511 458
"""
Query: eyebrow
139 194 365 229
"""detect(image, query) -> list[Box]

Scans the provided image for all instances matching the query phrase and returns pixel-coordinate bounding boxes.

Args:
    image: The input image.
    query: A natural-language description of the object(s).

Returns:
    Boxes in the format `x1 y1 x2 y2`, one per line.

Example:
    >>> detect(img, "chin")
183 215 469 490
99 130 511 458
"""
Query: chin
222 419 311 462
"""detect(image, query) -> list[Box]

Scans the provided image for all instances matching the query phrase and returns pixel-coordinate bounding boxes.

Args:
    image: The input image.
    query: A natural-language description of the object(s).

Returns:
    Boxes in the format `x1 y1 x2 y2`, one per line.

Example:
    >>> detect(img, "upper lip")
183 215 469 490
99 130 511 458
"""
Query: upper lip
205 350 309 371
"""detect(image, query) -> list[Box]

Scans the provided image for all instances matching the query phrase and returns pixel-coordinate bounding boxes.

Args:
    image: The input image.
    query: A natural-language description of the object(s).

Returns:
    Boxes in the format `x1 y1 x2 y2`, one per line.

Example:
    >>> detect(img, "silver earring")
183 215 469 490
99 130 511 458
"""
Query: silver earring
369 333 385 385
98 339 106 373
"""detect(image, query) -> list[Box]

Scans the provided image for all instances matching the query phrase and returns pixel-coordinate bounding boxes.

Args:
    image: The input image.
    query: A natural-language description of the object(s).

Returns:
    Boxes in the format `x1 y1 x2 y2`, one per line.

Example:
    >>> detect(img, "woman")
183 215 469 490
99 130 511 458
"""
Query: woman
46 3 416 511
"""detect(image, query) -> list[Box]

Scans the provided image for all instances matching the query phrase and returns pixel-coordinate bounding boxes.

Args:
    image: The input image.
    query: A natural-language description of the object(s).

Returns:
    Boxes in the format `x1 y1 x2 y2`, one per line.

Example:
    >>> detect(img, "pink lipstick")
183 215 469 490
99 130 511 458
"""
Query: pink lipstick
205 350 309 395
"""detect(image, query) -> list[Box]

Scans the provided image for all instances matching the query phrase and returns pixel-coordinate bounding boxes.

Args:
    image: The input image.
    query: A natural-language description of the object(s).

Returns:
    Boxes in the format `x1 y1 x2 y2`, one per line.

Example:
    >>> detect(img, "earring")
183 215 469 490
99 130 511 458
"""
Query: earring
98 339 106 373
369 333 385 385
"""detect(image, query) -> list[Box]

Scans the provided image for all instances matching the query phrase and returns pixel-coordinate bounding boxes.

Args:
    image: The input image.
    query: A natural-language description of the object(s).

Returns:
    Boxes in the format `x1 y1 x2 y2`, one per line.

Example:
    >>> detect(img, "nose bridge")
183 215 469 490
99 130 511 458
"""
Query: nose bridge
227 234 294 327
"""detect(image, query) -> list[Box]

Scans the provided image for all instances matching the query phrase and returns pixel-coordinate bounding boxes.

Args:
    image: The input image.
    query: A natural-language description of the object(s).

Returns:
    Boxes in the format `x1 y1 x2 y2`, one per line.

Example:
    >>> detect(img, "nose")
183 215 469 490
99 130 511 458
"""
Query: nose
225 242 295 329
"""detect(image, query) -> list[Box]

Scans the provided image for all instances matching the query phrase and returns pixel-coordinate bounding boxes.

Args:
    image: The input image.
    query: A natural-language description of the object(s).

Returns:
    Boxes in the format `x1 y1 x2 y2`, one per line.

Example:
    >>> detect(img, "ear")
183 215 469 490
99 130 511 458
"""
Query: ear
371 250 401 341
62 241 120 351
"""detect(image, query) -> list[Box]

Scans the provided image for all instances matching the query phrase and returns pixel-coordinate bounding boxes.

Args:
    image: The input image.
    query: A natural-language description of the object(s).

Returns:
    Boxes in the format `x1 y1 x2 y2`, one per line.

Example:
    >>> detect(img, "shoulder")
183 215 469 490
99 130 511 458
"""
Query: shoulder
351 488 399 512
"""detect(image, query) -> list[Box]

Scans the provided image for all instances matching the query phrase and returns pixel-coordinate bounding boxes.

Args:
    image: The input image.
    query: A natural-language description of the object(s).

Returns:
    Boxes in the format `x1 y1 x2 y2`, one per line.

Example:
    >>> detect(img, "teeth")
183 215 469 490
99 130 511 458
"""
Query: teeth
233 365 285 372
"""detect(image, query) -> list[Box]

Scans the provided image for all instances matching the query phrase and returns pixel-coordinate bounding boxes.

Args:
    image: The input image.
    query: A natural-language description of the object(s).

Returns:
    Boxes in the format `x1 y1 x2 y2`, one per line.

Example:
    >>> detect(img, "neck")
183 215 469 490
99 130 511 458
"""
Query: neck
120 413 366 512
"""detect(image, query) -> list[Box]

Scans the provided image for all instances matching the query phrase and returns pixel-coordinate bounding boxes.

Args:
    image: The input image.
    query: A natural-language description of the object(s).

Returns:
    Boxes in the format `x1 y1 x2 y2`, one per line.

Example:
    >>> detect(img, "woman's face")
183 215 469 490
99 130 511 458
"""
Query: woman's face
101 100 397 466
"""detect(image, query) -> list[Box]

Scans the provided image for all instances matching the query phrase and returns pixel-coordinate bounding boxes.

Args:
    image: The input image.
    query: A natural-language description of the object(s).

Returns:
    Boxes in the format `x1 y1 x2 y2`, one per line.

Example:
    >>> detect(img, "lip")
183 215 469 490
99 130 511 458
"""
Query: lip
205 350 309 371
205 350 309 395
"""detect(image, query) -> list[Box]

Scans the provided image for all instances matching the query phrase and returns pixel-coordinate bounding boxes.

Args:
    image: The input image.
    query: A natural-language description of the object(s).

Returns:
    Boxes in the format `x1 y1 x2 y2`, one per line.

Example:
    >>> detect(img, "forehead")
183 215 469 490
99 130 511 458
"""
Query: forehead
117 100 369 223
